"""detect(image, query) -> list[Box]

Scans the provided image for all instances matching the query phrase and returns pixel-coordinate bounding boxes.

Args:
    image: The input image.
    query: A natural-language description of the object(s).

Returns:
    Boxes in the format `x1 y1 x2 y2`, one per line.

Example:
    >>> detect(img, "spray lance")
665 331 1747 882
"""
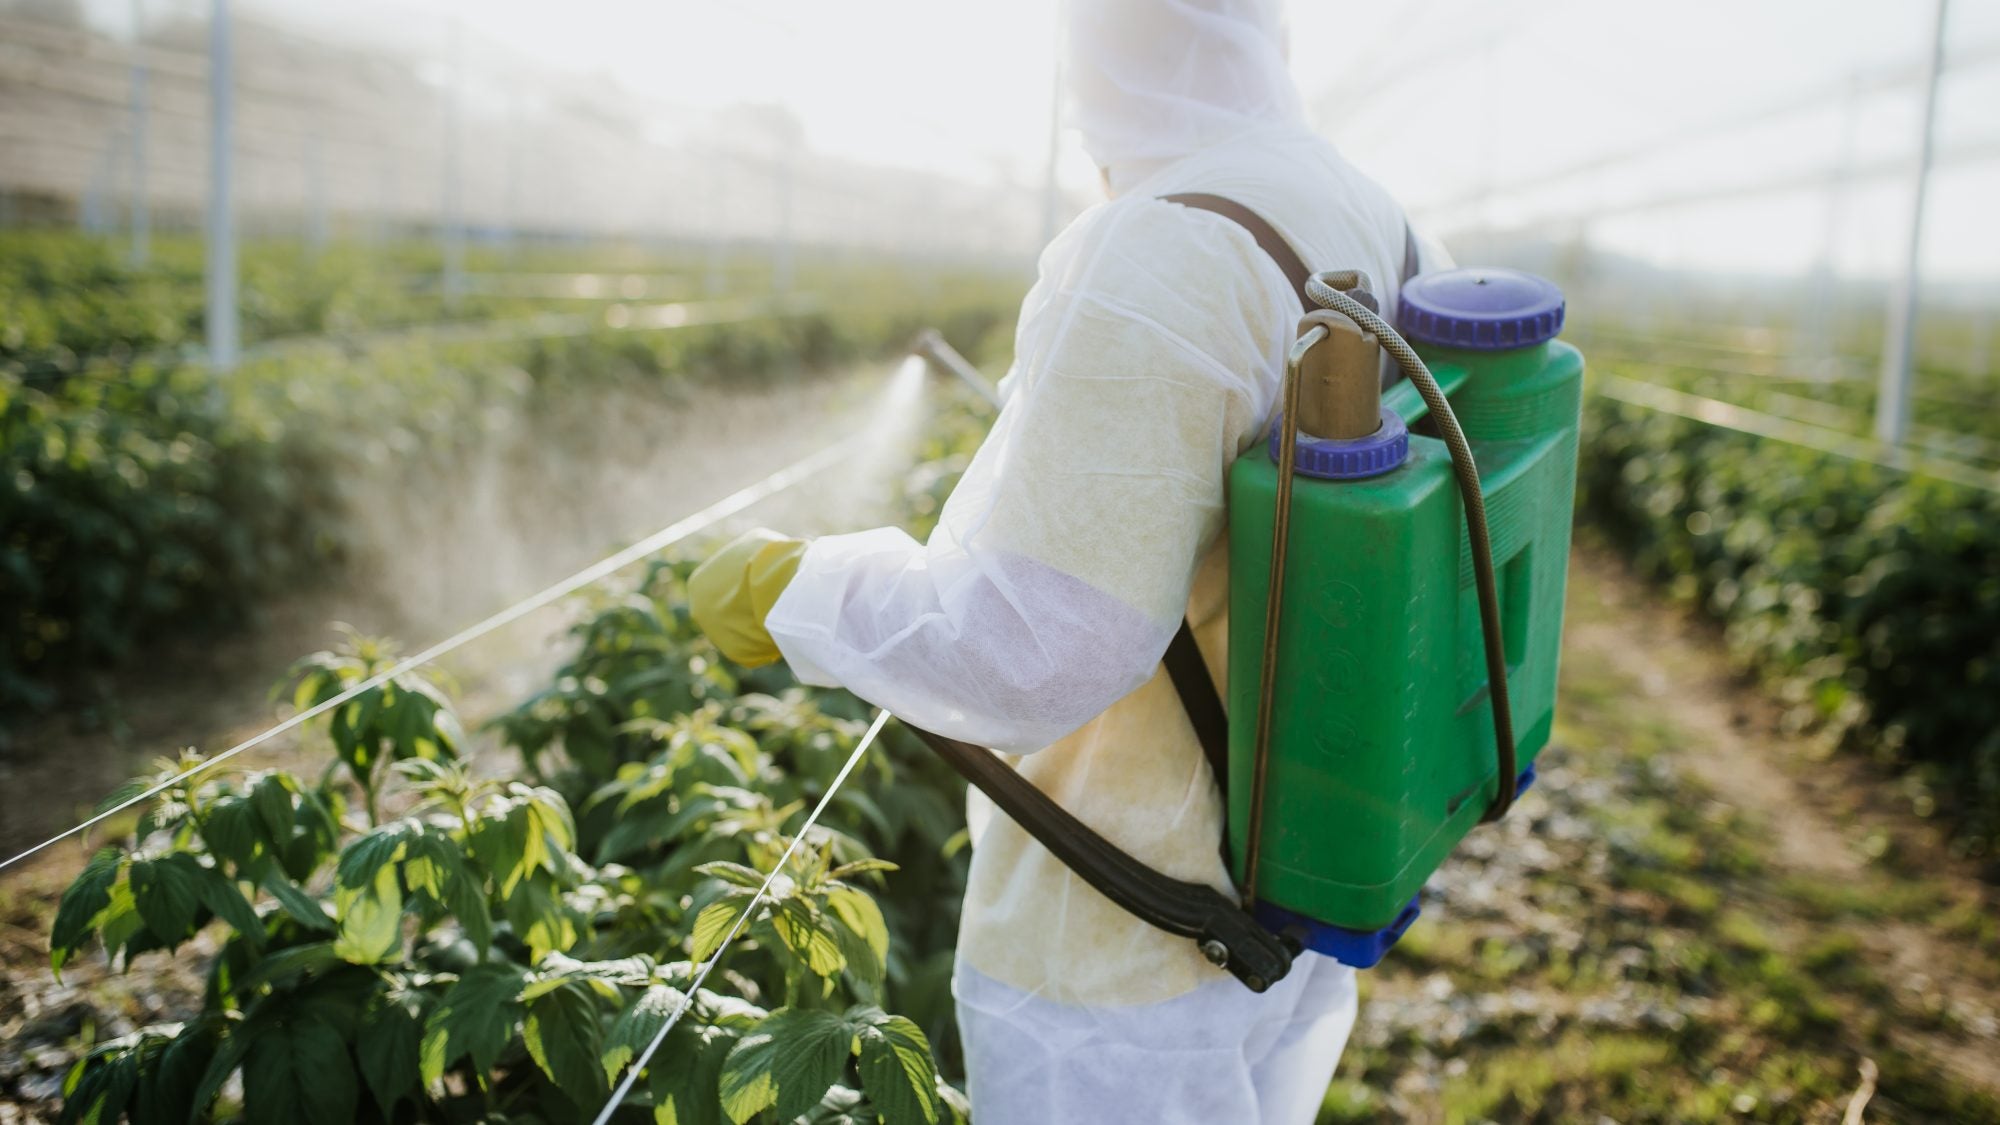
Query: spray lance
907 250 1581 990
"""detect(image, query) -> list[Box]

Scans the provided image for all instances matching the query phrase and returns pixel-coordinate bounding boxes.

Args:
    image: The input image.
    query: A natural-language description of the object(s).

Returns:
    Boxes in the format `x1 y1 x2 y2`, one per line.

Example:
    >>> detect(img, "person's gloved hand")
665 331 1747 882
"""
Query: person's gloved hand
687 529 808 668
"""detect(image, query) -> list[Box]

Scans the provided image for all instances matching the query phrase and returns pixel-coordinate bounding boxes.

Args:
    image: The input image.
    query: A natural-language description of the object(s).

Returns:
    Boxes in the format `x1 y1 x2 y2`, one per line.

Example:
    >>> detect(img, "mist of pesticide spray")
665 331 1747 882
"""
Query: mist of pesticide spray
731 354 936 539
0 350 960 868
838 354 932 499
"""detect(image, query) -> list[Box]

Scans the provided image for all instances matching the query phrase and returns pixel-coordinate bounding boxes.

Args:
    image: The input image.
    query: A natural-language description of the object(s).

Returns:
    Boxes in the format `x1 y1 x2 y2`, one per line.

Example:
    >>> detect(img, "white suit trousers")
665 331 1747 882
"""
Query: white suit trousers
954 951 1358 1124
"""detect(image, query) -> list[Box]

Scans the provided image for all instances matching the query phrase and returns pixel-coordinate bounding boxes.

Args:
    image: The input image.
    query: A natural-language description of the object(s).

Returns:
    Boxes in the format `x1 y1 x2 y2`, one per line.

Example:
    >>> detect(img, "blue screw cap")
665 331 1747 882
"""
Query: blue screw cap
1269 406 1409 480
1397 268 1565 351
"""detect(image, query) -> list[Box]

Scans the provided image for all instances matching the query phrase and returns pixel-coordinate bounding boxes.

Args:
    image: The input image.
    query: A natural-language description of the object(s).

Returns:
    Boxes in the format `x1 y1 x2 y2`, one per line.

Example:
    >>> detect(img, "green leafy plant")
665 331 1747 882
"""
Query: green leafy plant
48 561 975 1124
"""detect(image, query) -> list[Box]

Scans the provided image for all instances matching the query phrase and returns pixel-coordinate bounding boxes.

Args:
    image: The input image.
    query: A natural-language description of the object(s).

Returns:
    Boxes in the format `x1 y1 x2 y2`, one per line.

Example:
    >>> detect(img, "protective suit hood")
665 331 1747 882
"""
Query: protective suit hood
1064 0 1305 193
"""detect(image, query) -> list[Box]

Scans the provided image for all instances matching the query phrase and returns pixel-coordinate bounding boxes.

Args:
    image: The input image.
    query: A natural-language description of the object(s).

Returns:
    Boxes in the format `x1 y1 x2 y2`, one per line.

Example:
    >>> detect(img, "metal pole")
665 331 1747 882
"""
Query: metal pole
205 0 239 371
774 147 795 302
82 145 111 233
503 93 521 256
1875 0 1949 446
441 14 466 307
705 150 725 296
128 0 150 267
305 126 328 254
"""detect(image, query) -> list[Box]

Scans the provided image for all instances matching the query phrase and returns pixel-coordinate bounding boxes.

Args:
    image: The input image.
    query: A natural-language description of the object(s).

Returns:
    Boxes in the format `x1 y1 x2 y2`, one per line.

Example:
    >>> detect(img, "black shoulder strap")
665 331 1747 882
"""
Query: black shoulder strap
1163 622 1230 795
1162 193 1313 307
1163 193 1424 303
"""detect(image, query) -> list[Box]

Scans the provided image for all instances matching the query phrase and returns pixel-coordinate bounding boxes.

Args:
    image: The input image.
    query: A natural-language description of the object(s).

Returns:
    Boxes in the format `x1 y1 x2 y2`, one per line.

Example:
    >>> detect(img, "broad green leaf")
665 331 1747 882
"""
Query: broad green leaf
57 1044 136 1125
235 941 340 993
597 790 743 864
601 985 687 1084
357 997 421 1119
333 854 403 964
824 886 890 970
554 953 657 986
50 849 123 977
191 864 262 939
273 780 340 880
689 897 749 964
523 983 606 1100
470 800 533 897
260 874 334 932
188 1014 255 1117
851 1008 940 1125
826 858 899 881
333 829 403 893
241 1015 358 1125
130 1020 217 1125
94 879 147 967
252 771 298 843
719 1009 854 1125
771 897 846 979
524 953 658 1002
199 798 263 874
419 962 530 1085
693 861 768 890
128 853 204 941
503 875 577 962
648 1022 739 1125
404 828 492 953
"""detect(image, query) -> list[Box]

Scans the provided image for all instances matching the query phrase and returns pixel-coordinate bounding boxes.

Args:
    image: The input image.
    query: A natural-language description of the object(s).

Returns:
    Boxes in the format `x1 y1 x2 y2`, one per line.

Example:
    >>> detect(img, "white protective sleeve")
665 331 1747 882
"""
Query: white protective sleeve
764 196 1293 753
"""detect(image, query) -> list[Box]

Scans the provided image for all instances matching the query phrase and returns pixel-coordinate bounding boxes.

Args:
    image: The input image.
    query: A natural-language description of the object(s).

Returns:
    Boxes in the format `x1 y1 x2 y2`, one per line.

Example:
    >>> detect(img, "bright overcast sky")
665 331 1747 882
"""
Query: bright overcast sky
104 0 2000 282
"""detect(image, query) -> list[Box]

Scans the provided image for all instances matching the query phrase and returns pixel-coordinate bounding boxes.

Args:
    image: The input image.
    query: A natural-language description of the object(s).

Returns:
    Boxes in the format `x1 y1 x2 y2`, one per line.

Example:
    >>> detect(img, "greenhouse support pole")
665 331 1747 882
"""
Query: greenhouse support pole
205 0 239 372
82 146 111 233
441 14 466 307
1875 0 1948 446
306 126 328 254
774 147 796 303
705 152 725 297
128 0 150 267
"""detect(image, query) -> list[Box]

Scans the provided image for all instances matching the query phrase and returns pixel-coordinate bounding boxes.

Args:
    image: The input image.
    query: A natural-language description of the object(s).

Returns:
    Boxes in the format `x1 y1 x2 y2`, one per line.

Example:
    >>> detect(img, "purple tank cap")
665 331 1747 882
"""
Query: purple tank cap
1269 407 1409 480
1397 268 1565 351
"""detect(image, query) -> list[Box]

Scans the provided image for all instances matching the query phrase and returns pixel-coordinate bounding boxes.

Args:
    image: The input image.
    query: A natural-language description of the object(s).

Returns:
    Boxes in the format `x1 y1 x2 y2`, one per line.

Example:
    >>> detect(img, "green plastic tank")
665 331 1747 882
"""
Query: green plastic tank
1226 269 1582 962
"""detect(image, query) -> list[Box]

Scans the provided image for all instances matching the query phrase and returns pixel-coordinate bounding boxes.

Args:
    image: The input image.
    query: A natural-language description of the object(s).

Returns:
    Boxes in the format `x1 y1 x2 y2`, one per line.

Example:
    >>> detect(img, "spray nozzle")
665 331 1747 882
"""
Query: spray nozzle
911 329 1001 409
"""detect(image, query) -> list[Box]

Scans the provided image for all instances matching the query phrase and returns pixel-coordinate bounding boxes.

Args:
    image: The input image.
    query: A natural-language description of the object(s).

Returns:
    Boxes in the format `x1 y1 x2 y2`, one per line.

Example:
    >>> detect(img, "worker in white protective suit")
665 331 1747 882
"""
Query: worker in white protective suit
689 0 1446 1120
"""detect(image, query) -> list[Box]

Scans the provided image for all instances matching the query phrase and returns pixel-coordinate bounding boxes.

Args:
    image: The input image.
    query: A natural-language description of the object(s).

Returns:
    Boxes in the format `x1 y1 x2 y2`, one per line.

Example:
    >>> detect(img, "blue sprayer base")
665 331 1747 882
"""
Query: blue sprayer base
1255 761 1538 969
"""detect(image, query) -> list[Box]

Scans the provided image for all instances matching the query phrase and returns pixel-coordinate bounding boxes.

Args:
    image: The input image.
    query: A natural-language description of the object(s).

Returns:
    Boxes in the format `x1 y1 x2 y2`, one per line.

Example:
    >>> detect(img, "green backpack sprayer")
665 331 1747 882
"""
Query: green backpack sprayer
910 199 1582 992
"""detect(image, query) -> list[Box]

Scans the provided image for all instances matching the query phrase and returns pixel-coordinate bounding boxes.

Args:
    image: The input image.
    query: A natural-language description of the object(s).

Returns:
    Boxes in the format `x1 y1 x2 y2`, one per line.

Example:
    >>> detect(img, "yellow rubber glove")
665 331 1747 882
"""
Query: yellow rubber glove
687 529 808 668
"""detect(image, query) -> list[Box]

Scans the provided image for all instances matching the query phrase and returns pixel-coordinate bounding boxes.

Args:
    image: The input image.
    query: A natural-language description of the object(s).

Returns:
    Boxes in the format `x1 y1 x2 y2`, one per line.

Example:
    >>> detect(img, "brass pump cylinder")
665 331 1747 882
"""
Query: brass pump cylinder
1294 309 1383 441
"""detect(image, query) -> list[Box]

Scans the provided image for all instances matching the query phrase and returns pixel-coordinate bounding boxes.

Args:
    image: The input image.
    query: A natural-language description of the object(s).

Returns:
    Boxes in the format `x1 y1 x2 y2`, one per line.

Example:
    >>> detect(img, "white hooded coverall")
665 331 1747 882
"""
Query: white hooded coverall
765 1 1444 1120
